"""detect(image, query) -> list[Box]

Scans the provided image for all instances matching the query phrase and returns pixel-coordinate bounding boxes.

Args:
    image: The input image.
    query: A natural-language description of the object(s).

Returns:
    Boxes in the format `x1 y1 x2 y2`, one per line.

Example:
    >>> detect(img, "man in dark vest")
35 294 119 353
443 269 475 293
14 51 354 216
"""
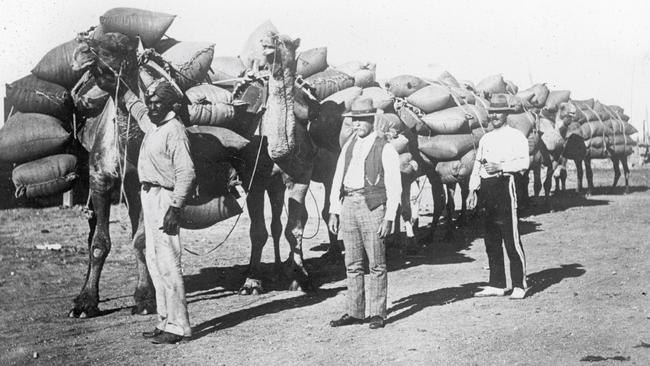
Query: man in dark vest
328 97 402 329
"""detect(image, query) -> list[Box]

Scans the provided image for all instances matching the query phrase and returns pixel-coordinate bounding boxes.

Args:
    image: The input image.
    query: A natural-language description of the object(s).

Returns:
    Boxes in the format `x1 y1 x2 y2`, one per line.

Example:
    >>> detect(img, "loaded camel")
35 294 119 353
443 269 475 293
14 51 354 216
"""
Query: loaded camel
68 30 315 317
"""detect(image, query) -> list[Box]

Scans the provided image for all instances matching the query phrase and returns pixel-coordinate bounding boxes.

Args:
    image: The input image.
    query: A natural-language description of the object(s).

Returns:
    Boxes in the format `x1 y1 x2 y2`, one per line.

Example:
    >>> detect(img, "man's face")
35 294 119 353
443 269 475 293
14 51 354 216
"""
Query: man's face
352 116 374 138
146 95 171 125
491 113 507 129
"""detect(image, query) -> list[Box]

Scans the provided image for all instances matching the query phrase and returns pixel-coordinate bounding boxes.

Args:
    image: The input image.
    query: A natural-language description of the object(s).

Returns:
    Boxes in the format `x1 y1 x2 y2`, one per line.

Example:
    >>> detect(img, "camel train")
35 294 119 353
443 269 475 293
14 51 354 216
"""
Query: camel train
63 24 634 318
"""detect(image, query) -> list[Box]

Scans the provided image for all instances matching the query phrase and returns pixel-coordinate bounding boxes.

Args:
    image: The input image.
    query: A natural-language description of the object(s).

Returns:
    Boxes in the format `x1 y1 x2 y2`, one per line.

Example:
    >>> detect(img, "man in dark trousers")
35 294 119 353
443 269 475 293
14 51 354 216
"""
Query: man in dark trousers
467 94 530 300
328 97 402 329
124 80 196 343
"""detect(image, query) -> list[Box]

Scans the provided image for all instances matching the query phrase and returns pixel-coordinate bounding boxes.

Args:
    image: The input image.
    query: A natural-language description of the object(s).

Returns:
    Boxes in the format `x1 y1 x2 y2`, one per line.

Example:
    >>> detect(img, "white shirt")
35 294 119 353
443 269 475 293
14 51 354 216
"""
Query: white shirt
468 125 530 192
329 131 402 221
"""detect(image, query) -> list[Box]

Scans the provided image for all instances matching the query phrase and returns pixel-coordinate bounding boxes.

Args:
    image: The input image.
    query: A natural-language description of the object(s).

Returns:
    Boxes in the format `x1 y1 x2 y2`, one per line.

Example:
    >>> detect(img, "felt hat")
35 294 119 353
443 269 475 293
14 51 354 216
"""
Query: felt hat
342 96 380 118
486 93 518 113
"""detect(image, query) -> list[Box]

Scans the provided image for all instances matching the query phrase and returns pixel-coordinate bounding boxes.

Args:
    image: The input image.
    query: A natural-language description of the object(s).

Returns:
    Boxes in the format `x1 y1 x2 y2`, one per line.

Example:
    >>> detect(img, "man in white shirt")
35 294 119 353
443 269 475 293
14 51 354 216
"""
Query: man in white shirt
328 97 402 329
467 94 530 300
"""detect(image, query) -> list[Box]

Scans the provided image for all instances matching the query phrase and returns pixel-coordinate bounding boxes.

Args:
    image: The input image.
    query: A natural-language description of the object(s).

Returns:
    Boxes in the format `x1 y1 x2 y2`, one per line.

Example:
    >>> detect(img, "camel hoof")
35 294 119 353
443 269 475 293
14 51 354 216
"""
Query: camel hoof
68 310 75 318
68 305 100 319
131 299 156 316
288 280 303 292
239 278 264 296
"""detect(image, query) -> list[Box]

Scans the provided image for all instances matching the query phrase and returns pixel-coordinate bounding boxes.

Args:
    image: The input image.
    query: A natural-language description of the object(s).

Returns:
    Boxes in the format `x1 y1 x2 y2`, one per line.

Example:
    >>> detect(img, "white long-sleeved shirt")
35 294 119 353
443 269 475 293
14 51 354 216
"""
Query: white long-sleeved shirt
329 131 402 221
468 125 530 192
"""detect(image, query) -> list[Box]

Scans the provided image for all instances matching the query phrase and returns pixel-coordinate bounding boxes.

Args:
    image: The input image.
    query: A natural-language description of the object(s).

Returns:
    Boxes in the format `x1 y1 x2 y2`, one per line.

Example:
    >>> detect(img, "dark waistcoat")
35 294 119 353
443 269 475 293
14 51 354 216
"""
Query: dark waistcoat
341 136 387 210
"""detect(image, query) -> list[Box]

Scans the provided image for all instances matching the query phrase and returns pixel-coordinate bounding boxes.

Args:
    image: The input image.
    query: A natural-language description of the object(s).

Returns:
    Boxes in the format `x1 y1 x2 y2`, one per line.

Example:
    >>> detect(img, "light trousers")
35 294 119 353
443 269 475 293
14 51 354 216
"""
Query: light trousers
339 194 387 319
141 187 191 337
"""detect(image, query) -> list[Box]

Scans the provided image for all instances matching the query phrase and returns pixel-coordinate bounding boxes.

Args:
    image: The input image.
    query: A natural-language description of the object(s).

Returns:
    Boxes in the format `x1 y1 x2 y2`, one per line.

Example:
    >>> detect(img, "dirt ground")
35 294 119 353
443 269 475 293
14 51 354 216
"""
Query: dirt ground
1 160 650 365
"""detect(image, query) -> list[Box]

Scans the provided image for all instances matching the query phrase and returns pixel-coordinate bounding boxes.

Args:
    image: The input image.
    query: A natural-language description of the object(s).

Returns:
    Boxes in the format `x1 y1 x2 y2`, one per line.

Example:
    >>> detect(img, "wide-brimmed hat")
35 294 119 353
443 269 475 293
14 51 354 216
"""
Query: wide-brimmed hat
486 93 518 113
342 96 380 118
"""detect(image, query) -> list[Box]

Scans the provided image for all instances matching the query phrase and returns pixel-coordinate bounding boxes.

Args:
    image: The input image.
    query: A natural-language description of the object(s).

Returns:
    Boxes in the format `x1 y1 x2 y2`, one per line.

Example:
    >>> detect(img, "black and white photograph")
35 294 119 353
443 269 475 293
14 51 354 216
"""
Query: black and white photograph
1 0 650 364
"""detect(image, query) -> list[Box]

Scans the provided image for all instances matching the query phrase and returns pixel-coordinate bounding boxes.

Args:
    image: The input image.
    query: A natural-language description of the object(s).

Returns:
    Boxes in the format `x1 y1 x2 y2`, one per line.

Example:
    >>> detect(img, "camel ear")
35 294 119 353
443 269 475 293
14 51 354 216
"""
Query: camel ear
292 38 301 50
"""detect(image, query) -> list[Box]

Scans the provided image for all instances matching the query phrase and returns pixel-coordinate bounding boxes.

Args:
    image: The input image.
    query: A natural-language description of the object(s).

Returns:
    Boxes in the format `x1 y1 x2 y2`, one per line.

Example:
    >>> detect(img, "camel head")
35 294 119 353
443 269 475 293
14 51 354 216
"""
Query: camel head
72 32 139 95
557 102 577 127
260 32 300 77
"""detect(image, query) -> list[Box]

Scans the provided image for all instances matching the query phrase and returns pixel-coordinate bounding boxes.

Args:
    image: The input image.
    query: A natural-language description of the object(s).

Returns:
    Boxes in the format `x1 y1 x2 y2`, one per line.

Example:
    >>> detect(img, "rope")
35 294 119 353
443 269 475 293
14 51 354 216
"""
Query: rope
303 187 321 240
584 104 607 156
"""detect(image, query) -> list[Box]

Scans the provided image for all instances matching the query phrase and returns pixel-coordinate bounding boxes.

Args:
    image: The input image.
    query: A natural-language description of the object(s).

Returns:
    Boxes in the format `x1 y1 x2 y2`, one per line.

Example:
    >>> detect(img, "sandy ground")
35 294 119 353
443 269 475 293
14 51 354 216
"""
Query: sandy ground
1 162 650 365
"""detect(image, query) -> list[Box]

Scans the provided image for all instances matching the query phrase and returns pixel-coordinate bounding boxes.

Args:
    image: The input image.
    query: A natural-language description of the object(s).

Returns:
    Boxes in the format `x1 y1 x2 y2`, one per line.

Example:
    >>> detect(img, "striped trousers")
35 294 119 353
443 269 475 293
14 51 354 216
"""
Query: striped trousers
480 174 527 289
339 193 387 319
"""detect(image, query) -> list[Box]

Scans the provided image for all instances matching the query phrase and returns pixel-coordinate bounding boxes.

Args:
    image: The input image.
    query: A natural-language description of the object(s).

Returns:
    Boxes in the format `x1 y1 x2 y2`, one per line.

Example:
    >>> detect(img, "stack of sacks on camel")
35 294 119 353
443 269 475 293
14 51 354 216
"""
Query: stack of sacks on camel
563 98 637 159
385 71 490 184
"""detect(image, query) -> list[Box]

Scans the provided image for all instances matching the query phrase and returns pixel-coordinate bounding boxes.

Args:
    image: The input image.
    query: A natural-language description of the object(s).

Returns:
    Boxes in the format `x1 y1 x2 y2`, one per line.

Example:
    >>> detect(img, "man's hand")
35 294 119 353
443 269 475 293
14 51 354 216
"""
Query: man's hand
467 190 478 210
328 214 340 235
160 206 182 236
484 162 502 175
377 220 393 239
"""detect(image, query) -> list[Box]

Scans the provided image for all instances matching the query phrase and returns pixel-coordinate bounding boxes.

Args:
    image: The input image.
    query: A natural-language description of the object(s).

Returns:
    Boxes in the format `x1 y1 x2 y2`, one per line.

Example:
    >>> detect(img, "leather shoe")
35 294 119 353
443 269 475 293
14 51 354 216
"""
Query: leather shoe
329 314 364 327
151 331 190 344
368 316 385 329
142 328 163 338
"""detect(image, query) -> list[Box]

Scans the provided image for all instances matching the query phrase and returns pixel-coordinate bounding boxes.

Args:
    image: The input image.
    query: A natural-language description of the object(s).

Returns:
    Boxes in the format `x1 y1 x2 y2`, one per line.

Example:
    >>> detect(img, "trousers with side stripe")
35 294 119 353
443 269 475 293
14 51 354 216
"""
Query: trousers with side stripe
480 174 527 289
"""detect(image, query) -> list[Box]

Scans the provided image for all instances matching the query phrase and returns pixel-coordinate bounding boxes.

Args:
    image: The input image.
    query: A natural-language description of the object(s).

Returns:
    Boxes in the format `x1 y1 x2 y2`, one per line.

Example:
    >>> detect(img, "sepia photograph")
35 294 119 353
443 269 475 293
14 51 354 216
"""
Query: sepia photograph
1 0 649 364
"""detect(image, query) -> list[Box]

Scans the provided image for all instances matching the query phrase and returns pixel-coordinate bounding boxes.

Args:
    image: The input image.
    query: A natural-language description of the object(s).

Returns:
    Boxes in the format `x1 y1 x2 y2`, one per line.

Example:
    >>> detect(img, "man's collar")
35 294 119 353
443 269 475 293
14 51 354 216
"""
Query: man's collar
356 131 377 141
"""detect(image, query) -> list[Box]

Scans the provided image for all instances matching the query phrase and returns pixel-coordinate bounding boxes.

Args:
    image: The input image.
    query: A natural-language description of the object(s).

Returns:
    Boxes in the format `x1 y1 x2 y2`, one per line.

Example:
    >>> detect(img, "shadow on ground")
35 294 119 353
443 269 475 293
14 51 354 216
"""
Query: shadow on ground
191 286 345 339
385 263 585 324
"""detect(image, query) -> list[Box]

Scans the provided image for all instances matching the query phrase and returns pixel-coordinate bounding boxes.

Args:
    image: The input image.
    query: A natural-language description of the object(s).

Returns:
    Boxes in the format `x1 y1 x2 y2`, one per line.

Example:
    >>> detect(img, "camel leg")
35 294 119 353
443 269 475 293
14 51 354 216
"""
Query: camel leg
533 166 543 199
443 184 456 242
284 180 313 291
400 177 419 255
518 171 531 210
268 174 286 279
611 156 621 192
456 179 470 227
584 157 594 196
122 164 155 315
240 185 268 295
575 159 584 194
423 171 446 246
321 180 343 263
70 181 113 318
621 156 630 194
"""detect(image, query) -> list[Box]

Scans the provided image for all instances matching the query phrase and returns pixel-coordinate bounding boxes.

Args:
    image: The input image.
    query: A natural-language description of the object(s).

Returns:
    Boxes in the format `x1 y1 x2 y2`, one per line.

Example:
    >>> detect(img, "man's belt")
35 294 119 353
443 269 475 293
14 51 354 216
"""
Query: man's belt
141 181 173 192
343 186 365 197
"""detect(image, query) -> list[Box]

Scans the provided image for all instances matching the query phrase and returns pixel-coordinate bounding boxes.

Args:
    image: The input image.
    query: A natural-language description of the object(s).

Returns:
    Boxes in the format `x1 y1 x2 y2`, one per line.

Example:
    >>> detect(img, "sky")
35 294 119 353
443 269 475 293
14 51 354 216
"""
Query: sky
1 0 650 135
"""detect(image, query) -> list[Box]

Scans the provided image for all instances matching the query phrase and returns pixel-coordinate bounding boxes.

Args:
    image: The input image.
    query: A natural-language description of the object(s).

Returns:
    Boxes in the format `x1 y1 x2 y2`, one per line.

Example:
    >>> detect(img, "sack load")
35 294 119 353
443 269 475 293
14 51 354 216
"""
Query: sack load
31 39 84 89
580 121 613 138
399 152 418 175
435 149 476 184
305 68 355 101
417 129 483 162
539 117 555 134
563 133 587 160
323 86 363 112
604 104 630 122
516 83 550 108
375 113 406 135
6 75 73 122
0 113 70 164
541 129 565 153
437 71 461 87
574 106 607 123
505 80 519 95
100 7 176 48
544 90 571 112
507 112 536 137
353 69 376 88
335 60 377 77
476 74 506 97
161 42 215 91
571 98 594 110
405 84 452 114
385 75 428 98
607 142 635 157
208 56 246 83
420 106 488 135
389 134 409 154
603 120 637 135
12 154 78 199
186 126 249 151
71 71 110 117
586 145 608 159
528 131 541 155
185 84 234 127
297 47 328 78
181 192 242 229
240 20 279 69
361 87 393 112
